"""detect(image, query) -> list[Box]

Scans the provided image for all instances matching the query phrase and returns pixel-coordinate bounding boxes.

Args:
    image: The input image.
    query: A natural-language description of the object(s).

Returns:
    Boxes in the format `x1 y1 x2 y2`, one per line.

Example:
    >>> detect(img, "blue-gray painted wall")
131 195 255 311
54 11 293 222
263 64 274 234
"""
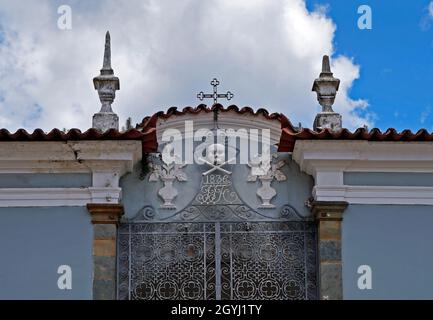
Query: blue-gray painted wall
343 172 433 299
0 206 93 299
0 173 92 188
344 172 433 187
342 204 433 299
120 153 314 221
2 167 433 299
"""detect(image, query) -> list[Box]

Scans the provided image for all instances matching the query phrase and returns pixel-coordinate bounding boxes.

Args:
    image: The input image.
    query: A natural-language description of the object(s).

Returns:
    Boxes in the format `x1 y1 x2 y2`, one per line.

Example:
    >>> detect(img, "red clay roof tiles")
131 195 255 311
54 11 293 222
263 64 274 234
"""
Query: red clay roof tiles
1 105 432 154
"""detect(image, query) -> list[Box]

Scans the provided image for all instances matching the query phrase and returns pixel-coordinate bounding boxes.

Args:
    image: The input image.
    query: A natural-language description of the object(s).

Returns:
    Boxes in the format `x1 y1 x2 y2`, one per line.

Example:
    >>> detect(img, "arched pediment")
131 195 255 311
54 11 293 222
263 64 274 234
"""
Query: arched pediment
137 104 295 149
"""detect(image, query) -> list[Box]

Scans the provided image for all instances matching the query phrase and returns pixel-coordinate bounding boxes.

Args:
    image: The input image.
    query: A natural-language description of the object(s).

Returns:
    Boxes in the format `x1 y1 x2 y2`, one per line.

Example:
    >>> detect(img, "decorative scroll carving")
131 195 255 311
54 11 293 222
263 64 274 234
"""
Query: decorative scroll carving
132 170 304 223
137 205 156 221
148 162 187 209
280 204 306 221
174 172 258 222
247 154 287 208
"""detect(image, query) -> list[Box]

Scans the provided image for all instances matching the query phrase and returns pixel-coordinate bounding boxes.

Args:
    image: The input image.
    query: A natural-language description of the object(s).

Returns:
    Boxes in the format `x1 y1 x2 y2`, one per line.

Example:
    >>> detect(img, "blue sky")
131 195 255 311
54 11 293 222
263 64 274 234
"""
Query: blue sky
0 0 432 132
307 0 433 131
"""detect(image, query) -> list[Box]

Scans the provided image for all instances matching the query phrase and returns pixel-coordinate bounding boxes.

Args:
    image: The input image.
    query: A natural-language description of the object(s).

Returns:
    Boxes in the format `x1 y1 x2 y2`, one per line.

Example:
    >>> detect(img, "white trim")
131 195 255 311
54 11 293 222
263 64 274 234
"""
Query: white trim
314 185 433 205
293 140 433 175
0 140 142 207
156 112 282 147
292 140 433 205
0 141 142 175
0 187 121 207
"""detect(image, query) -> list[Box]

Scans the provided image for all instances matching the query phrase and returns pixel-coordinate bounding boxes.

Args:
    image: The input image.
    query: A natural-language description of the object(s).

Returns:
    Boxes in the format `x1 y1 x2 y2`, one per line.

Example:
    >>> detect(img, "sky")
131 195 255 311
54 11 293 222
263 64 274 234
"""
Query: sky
0 0 432 132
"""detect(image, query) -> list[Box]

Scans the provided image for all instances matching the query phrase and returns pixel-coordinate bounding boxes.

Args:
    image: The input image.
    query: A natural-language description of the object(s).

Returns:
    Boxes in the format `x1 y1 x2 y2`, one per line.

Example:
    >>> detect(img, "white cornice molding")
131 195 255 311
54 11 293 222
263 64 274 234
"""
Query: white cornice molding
293 140 433 204
293 140 433 175
0 141 140 206
0 187 121 207
0 141 142 175
314 185 433 205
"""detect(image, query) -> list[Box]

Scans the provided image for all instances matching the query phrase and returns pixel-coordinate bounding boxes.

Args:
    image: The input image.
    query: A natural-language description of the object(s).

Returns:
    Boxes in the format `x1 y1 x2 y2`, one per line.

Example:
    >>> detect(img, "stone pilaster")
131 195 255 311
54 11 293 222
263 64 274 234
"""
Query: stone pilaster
87 203 123 300
311 201 348 300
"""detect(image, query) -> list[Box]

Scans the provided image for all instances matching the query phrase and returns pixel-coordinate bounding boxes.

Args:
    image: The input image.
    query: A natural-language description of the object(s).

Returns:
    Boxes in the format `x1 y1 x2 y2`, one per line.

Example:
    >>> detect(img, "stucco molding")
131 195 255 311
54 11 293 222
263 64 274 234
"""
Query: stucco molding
0 141 141 206
314 185 433 205
156 112 282 147
0 141 142 176
293 140 433 175
293 140 433 204
0 187 121 207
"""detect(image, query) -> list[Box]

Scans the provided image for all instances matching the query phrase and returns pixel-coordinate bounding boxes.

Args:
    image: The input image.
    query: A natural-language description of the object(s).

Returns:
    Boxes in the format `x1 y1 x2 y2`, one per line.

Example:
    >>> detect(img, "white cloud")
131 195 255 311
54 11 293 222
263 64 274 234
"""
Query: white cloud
429 2 433 17
420 106 432 125
420 1 433 31
0 0 373 131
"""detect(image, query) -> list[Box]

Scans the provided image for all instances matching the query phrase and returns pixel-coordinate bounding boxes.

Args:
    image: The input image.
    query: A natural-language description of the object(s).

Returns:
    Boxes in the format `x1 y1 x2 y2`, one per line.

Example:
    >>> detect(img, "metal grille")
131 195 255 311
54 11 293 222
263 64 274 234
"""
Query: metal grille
117 221 317 300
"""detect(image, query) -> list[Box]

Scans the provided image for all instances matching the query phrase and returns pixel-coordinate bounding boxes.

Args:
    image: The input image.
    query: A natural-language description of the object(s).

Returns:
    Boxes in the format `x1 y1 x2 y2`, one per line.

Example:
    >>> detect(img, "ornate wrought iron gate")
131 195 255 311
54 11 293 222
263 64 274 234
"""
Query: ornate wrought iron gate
117 172 318 300
118 220 317 300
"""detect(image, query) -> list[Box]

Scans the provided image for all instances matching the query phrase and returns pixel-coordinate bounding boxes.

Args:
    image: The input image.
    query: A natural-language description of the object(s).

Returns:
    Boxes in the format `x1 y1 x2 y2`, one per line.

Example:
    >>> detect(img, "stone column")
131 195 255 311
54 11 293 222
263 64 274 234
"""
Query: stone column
311 201 348 300
87 203 124 300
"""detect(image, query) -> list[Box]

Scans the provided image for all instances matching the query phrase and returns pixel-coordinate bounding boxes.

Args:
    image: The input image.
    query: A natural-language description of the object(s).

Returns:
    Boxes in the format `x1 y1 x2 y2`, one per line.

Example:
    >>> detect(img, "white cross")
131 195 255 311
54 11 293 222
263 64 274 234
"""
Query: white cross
199 157 235 176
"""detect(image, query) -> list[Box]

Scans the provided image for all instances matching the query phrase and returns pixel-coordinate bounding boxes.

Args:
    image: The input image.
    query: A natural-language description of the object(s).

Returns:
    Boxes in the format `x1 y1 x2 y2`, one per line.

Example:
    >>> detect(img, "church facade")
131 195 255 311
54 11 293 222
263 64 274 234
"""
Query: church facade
1 33 433 300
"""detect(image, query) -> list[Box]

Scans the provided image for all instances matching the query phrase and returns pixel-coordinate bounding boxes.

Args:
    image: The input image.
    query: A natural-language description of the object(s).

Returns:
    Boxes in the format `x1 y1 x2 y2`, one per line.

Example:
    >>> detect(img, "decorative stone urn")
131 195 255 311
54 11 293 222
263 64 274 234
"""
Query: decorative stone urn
247 154 287 209
158 176 178 209
256 176 277 208
149 162 187 209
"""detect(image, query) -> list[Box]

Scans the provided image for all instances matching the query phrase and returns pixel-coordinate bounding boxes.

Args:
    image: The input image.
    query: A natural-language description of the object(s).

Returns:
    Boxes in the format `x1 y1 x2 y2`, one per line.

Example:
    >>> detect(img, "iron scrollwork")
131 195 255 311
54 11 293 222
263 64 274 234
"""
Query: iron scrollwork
118 161 317 300
118 221 317 300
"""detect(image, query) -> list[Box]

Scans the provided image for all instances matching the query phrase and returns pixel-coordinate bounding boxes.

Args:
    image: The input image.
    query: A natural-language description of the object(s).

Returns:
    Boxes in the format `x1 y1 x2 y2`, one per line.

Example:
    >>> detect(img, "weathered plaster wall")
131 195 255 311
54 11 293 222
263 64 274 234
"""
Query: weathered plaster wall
0 206 93 299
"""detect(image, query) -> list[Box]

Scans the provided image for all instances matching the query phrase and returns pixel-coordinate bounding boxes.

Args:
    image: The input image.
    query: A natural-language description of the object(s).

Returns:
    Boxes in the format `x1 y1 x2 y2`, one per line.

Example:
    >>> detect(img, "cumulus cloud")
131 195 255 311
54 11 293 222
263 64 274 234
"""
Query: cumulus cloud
0 0 372 131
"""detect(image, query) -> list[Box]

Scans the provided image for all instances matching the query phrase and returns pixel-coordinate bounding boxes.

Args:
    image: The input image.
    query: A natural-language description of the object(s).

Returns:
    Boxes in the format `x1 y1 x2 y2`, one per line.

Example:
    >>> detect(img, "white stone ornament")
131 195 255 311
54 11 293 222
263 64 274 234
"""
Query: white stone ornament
92 31 120 132
247 154 287 209
207 143 225 165
312 55 342 132
200 143 235 176
149 162 187 209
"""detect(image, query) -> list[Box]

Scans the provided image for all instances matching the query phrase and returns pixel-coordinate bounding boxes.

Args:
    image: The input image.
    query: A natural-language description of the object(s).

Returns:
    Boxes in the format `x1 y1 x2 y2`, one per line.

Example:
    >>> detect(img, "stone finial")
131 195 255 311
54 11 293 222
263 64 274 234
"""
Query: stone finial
92 31 120 131
312 55 342 131
102 31 113 75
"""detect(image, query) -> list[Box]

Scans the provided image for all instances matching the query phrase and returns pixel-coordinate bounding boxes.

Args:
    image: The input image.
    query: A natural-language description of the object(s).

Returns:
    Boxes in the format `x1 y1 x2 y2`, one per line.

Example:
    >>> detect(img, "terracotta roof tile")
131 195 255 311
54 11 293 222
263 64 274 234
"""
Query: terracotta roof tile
0 128 158 153
278 127 433 152
137 104 295 130
2 105 431 155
